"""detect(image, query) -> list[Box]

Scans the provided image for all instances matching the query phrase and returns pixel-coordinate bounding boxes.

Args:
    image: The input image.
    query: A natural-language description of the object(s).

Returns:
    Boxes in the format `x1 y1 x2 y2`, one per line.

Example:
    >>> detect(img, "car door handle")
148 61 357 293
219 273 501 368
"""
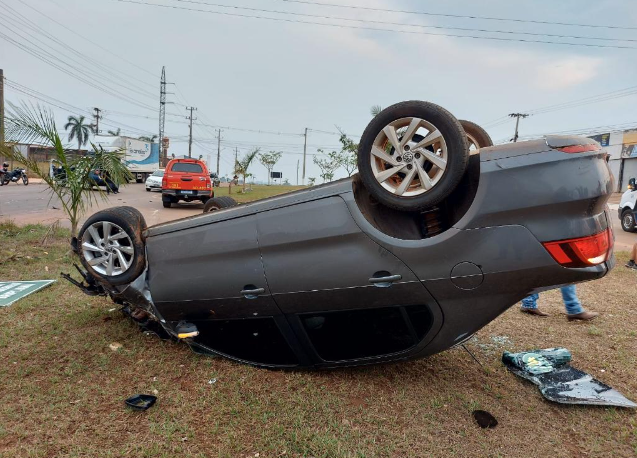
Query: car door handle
240 287 265 298
369 274 402 285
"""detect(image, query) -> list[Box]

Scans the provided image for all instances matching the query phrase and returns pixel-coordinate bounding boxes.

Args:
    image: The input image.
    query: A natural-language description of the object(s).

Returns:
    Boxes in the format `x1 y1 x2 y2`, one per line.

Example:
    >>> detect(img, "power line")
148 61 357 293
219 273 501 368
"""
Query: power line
113 0 637 50
271 0 637 31
165 0 637 43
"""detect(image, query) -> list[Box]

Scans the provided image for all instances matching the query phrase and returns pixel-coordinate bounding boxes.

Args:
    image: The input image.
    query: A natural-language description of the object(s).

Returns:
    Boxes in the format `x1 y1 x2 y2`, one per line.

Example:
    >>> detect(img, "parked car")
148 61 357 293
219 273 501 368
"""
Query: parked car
145 169 164 192
72 101 614 370
161 158 213 208
618 177 637 232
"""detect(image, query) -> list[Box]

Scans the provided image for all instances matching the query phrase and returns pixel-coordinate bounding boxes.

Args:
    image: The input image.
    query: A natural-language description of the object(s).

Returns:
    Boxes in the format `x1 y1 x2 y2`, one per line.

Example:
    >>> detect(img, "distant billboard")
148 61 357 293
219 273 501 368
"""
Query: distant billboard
271 172 282 179
589 133 610 147
621 131 637 158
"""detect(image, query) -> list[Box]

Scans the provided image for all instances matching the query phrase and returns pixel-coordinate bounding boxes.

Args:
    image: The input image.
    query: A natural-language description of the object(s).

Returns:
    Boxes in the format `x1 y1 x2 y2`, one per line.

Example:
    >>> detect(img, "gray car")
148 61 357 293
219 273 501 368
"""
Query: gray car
71 101 615 369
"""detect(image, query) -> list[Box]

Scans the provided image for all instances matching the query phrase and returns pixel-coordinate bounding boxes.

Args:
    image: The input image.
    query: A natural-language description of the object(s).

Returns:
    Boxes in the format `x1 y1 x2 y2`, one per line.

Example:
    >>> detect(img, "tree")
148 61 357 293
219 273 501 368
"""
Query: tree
337 128 358 177
2 103 132 236
64 115 95 152
370 105 383 117
258 151 282 185
107 128 121 136
313 150 343 183
138 135 157 142
234 147 260 192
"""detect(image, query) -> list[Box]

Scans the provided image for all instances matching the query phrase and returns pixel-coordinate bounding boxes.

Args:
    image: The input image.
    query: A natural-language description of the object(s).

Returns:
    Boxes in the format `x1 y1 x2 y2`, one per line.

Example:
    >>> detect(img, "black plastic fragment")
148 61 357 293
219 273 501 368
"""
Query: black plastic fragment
125 394 157 411
472 410 497 429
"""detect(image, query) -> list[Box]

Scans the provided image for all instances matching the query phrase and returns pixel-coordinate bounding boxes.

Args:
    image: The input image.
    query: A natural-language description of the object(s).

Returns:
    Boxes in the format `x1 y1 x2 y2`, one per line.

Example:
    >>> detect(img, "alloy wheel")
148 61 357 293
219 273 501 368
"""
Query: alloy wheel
370 117 448 197
81 221 134 276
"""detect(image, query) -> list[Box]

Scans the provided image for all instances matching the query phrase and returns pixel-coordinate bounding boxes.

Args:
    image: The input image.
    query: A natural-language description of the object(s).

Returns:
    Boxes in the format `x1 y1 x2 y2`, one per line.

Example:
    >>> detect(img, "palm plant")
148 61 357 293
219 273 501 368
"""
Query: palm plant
65 115 95 152
234 148 260 192
1 103 132 237
138 135 158 142
107 128 121 136
370 105 383 117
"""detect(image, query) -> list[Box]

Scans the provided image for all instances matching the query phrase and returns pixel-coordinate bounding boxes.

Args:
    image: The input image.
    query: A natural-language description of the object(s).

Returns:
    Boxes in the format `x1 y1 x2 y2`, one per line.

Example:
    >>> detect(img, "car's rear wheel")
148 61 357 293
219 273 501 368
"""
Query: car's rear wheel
358 101 469 212
621 209 636 232
78 207 146 285
203 196 232 213
163 201 171 208
459 120 493 153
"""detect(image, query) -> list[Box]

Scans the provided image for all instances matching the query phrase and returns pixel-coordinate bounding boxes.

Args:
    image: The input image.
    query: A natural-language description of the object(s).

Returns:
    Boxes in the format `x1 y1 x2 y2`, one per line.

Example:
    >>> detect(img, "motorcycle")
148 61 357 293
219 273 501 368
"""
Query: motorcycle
1 168 29 186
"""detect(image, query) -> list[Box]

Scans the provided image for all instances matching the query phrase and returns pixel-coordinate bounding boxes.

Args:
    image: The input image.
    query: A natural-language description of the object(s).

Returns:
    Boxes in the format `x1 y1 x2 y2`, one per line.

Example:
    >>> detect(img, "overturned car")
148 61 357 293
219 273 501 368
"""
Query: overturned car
73 101 615 369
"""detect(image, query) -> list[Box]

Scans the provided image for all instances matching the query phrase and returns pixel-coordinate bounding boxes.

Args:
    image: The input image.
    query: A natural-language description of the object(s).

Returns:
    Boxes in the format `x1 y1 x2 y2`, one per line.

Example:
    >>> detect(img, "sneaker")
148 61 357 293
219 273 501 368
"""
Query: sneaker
626 260 635 268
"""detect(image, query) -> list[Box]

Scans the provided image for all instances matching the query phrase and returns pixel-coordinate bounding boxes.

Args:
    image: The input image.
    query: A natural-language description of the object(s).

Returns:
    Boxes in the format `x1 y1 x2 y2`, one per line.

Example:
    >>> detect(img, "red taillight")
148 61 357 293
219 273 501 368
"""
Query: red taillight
543 228 612 268
162 177 167 187
557 144 601 153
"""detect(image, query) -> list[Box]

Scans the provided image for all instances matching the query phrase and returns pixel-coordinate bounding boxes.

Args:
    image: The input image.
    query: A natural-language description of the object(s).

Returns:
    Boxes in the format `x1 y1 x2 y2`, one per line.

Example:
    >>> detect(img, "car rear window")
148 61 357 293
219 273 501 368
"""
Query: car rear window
152 170 164 177
170 163 203 173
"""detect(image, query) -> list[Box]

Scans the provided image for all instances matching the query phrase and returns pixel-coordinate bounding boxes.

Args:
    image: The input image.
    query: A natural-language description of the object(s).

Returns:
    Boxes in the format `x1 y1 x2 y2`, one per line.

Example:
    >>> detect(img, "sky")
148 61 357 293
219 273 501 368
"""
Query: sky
2 0 637 183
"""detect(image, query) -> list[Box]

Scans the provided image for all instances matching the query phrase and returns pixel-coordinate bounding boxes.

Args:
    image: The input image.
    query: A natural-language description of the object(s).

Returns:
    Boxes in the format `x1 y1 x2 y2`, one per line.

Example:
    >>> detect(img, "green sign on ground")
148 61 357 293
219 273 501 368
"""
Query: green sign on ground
0 280 56 307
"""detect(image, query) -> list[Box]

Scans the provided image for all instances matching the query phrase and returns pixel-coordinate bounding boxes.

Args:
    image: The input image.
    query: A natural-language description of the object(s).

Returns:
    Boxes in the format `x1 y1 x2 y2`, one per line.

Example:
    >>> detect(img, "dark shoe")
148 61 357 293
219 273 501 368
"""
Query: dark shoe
567 311 599 321
521 307 549 317
626 260 635 268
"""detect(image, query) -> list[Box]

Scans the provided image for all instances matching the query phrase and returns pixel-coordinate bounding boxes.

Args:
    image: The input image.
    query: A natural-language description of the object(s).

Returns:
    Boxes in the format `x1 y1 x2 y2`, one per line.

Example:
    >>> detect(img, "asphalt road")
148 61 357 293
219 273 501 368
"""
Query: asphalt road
0 181 635 251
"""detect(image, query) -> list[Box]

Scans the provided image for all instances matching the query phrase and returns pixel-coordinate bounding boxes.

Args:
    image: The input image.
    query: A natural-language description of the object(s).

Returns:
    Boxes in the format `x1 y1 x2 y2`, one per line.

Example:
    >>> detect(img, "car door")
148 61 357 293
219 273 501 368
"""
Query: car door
147 215 299 366
256 196 441 364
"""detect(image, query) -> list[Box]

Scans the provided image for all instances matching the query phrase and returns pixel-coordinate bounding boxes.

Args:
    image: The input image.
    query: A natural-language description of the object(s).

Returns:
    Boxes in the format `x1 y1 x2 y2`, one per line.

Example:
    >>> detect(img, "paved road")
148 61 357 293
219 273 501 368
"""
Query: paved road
1 181 635 251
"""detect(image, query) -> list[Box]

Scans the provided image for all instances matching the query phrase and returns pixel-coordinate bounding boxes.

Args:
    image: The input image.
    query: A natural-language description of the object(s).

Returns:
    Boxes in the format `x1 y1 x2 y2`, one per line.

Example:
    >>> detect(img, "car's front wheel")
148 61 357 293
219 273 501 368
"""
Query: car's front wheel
357 101 469 212
621 209 636 232
78 207 146 285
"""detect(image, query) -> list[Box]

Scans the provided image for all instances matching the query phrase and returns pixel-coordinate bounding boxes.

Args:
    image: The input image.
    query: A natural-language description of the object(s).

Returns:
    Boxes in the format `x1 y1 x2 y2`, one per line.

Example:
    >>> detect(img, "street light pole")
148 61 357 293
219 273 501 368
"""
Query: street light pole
302 127 308 185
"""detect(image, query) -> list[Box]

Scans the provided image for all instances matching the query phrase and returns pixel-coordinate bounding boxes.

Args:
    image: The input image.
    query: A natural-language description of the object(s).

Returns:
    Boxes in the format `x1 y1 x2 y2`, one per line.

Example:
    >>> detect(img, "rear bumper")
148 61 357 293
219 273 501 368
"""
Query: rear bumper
162 189 212 198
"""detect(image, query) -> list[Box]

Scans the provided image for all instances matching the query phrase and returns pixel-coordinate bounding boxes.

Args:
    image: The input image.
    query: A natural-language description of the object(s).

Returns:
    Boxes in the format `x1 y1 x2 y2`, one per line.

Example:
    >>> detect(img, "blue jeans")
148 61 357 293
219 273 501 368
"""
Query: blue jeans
521 285 584 315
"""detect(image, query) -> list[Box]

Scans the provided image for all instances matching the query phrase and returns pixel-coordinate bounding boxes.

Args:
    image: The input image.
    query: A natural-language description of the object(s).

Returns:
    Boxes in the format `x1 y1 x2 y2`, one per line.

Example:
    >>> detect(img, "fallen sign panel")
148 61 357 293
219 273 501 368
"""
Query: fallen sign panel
503 348 636 408
0 280 56 307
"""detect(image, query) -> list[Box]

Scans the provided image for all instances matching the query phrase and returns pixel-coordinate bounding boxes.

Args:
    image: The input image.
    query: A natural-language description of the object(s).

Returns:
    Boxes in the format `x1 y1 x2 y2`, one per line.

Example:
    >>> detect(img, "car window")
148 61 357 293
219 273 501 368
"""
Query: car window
152 170 164 177
170 163 203 173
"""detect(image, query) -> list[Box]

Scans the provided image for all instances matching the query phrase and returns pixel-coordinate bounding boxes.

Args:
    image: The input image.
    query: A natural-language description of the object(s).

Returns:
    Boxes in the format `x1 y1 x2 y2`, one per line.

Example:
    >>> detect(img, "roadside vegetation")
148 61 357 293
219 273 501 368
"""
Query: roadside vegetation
1 221 635 457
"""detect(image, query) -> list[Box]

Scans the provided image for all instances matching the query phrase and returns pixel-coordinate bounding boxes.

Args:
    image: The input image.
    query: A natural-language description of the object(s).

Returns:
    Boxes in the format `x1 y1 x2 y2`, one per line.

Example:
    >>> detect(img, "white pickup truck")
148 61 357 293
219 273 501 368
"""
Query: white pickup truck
619 177 637 231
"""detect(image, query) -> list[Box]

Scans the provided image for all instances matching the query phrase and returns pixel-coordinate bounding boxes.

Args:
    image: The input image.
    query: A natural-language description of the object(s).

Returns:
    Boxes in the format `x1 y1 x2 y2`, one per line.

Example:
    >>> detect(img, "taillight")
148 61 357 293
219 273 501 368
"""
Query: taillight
557 144 601 153
162 177 167 187
542 228 612 268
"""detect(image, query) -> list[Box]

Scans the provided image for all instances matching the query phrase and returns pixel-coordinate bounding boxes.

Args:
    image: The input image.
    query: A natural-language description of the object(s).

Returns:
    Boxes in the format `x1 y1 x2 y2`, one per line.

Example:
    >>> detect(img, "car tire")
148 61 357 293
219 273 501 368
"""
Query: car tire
203 197 230 213
621 209 636 232
357 100 469 212
219 196 238 207
459 120 493 150
145 187 150 192
163 201 172 208
77 207 147 285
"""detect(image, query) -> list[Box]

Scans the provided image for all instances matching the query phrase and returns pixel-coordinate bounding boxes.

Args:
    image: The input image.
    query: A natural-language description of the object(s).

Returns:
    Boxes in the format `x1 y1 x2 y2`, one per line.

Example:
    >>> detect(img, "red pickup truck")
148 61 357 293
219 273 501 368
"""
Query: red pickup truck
161 158 213 208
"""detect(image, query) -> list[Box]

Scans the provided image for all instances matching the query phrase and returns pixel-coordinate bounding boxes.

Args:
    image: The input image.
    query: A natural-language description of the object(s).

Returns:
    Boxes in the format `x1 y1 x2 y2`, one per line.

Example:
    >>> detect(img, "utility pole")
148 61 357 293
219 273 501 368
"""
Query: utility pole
216 129 221 175
92 107 102 135
509 113 529 143
186 106 197 158
296 159 299 185
0 69 4 146
302 127 308 185
159 67 167 166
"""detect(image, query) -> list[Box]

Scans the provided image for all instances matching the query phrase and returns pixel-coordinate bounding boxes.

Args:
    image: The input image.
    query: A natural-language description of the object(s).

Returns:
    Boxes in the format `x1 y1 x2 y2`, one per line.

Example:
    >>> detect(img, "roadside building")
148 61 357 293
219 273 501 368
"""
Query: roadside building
588 130 637 192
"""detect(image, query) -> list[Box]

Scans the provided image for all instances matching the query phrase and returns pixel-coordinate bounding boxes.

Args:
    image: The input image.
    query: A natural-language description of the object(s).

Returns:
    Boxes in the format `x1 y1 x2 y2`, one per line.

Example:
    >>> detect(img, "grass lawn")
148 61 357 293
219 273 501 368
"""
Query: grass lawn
1 222 636 457
221 184 306 204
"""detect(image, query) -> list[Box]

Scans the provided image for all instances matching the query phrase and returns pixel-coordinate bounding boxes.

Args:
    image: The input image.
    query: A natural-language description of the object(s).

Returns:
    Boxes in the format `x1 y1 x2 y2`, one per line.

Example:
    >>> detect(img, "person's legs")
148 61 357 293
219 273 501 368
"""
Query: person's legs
520 293 549 316
521 294 539 309
560 285 584 315
627 243 637 268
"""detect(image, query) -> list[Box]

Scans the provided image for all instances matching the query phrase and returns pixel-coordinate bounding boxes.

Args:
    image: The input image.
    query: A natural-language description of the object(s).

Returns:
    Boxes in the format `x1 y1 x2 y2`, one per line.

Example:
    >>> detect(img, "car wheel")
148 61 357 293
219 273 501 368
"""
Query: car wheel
78 207 146 285
459 120 493 152
219 196 238 207
163 201 172 208
621 209 636 232
145 187 150 192
357 100 469 212
203 197 230 213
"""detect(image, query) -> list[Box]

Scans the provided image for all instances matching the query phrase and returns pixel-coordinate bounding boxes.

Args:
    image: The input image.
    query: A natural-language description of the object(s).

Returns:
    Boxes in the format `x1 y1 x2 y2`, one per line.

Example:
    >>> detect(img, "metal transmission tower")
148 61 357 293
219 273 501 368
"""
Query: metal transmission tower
509 113 529 142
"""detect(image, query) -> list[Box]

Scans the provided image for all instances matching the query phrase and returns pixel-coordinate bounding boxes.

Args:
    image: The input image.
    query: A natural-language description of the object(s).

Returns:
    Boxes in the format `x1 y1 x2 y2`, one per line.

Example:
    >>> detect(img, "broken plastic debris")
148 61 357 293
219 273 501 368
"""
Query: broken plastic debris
503 347 636 408
124 394 156 411
208 378 217 385
472 410 497 429
109 342 123 351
